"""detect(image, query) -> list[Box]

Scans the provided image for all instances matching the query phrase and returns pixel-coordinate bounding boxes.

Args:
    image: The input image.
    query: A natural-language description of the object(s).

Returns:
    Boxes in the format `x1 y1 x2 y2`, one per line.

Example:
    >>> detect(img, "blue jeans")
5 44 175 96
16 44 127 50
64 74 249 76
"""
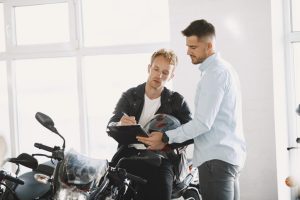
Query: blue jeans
198 159 241 200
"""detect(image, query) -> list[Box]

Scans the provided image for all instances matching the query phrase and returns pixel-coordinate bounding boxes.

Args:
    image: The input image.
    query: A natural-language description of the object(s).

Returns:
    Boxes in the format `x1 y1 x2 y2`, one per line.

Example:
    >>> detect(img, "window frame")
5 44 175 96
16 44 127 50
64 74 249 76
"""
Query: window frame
0 0 170 158
4 0 76 54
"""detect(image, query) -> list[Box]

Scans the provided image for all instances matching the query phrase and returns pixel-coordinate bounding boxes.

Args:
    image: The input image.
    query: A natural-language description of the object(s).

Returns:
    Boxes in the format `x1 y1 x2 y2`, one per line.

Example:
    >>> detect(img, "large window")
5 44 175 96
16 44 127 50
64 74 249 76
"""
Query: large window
0 0 170 161
82 0 170 46
14 3 69 45
15 58 80 154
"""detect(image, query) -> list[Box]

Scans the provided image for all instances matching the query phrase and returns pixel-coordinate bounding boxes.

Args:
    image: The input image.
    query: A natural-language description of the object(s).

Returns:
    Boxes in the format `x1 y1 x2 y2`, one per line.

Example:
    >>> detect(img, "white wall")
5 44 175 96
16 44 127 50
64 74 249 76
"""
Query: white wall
168 0 289 199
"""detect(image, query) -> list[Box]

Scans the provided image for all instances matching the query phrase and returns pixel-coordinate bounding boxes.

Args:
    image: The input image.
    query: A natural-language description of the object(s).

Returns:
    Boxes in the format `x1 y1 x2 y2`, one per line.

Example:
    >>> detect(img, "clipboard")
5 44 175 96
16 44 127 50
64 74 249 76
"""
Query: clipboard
107 125 149 145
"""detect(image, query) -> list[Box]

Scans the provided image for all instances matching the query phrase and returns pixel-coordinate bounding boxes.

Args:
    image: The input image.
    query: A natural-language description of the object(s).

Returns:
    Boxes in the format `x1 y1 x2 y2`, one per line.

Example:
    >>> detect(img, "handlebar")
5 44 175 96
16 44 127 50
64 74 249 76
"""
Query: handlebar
0 170 24 185
34 143 55 153
34 143 64 161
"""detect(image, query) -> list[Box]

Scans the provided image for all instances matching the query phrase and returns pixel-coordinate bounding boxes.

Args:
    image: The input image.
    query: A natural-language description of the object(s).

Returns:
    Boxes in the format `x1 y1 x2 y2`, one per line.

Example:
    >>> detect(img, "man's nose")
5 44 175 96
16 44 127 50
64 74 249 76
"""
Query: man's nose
187 48 192 55
160 72 164 78
154 70 163 78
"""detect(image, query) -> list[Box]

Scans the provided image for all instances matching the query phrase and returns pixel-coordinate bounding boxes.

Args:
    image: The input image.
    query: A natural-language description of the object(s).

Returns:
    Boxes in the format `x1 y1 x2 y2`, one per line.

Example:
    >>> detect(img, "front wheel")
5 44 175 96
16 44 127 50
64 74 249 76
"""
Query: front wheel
182 188 202 200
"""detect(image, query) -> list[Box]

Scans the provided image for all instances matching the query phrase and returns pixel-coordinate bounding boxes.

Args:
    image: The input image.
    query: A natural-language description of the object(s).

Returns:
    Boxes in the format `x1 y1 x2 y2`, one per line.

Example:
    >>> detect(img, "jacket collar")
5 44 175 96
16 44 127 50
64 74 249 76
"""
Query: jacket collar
135 82 172 103
135 83 146 98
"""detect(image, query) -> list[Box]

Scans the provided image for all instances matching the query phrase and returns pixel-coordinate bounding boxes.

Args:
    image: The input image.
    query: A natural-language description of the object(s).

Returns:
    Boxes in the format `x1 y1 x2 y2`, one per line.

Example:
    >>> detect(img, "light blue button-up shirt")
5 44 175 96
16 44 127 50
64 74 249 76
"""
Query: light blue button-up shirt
167 53 246 168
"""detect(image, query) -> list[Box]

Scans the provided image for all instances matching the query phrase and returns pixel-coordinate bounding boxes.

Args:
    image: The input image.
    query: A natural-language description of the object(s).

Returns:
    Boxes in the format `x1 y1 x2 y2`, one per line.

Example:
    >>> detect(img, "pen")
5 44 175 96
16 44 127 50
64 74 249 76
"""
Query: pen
122 112 129 117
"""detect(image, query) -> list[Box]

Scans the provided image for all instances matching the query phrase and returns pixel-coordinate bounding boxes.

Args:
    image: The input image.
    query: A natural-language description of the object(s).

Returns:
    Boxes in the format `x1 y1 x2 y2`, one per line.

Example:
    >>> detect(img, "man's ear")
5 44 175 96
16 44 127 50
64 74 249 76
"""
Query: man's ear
148 64 151 73
207 41 213 51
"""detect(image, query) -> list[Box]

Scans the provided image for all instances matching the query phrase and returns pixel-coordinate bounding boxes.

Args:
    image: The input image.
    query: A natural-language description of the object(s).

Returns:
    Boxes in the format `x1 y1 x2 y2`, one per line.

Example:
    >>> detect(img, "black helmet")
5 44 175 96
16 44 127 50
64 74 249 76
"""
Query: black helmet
144 114 181 134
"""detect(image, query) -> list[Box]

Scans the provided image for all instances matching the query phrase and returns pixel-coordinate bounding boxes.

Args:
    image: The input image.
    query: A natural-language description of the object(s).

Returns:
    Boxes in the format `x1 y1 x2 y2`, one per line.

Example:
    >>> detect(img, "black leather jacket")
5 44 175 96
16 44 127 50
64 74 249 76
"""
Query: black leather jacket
108 83 193 178
108 83 193 148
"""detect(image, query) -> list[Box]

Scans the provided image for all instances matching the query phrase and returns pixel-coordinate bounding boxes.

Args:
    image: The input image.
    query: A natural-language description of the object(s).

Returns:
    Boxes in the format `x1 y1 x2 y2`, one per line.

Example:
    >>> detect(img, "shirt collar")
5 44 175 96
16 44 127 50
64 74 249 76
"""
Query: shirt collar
198 52 219 72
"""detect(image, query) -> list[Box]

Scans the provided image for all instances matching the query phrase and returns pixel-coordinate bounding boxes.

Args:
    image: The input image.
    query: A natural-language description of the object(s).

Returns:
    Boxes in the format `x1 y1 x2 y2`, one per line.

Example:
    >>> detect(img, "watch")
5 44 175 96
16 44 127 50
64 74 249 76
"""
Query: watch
162 132 169 143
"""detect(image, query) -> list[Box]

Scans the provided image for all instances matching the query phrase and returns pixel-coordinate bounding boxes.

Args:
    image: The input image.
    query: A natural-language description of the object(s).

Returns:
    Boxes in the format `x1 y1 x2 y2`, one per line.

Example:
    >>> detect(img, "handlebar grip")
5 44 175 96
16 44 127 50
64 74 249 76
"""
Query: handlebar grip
5 174 24 185
0 171 24 185
125 172 147 185
34 143 54 153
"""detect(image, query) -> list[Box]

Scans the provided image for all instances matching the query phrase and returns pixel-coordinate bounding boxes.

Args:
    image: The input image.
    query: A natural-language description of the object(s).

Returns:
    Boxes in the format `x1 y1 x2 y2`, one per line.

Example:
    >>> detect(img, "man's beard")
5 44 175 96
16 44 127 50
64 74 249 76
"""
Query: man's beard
191 56 203 64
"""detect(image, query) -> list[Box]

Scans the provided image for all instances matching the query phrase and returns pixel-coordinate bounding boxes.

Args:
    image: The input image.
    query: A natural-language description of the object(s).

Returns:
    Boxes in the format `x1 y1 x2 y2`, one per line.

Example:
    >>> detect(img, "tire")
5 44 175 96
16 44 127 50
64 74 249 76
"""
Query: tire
182 188 202 200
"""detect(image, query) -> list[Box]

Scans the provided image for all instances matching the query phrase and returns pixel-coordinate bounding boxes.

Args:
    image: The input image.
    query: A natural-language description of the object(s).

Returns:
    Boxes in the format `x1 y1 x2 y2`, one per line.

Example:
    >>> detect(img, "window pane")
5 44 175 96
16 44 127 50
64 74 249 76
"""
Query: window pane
291 0 300 31
15 3 69 45
0 3 5 51
0 62 10 159
82 0 170 46
84 54 150 159
294 42 300 132
15 58 80 157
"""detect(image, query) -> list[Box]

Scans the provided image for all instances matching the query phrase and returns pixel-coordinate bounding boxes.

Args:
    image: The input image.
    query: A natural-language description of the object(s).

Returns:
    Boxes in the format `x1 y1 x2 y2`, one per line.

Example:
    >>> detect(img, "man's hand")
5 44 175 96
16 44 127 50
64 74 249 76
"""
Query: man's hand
119 115 137 126
136 131 166 150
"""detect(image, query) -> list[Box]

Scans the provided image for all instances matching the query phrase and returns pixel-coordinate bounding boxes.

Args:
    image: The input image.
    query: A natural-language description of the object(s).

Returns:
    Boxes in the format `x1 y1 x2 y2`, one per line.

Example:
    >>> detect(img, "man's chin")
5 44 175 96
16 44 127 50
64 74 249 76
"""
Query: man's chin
191 60 199 65
151 81 162 87
191 59 202 65
151 83 163 90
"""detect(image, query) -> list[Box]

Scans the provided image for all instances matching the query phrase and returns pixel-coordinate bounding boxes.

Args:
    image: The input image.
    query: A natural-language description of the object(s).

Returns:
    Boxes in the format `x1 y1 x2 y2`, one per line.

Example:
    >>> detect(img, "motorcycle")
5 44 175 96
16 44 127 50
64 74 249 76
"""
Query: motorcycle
1 112 201 200
45 113 201 200
41 111 201 200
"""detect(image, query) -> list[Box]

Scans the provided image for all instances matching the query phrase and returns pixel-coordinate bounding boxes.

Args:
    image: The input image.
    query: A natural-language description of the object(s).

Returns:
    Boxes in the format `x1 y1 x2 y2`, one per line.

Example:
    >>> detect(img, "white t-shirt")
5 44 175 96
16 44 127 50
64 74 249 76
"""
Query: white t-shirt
138 94 161 127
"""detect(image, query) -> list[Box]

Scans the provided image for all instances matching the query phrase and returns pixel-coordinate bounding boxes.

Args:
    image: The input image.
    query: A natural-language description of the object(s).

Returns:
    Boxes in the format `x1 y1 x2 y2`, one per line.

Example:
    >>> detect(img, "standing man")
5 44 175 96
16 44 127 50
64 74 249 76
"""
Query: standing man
137 19 246 200
108 48 192 200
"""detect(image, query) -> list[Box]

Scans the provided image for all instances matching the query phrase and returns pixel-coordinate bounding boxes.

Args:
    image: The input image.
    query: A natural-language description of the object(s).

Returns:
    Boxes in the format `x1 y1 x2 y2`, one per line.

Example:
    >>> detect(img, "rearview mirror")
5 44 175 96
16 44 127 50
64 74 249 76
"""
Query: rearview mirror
35 112 57 133
35 112 65 150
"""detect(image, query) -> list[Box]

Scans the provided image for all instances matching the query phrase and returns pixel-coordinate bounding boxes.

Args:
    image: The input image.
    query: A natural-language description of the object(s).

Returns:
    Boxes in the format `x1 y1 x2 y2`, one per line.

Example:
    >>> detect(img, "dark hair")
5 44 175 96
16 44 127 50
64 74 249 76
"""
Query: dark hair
182 19 215 39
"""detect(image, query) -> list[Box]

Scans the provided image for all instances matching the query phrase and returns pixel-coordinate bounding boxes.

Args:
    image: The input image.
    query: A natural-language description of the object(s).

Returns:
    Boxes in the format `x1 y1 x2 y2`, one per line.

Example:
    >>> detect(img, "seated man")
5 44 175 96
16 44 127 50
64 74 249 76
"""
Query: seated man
107 49 192 200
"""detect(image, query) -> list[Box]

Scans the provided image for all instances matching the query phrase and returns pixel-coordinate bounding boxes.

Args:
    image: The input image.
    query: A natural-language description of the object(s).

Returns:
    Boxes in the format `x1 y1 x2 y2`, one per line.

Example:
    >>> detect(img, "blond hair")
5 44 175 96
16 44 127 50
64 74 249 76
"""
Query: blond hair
150 49 178 66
